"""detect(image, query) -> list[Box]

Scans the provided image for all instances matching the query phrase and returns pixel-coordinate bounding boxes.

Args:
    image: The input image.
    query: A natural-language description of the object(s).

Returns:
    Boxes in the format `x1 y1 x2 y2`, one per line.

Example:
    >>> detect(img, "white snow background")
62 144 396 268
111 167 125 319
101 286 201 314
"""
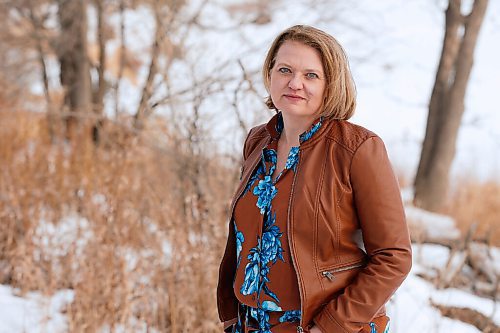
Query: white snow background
2 0 500 332
2 230 498 333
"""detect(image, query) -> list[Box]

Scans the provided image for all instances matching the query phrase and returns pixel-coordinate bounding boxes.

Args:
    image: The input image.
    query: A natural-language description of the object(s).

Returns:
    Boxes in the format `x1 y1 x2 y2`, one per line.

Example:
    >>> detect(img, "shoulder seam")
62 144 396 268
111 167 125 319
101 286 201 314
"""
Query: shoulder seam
325 133 377 155
348 136 379 177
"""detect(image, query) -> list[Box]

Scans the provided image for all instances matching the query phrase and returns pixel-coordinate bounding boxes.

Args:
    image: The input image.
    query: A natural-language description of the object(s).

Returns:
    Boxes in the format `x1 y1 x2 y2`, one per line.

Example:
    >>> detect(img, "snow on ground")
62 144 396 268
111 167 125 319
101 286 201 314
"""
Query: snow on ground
0 285 162 333
1 242 498 332
388 243 500 333
432 287 500 325
0 285 73 333
0 284 161 333
34 212 93 259
405 206 461 240
388 271 483 333
0 195 495 333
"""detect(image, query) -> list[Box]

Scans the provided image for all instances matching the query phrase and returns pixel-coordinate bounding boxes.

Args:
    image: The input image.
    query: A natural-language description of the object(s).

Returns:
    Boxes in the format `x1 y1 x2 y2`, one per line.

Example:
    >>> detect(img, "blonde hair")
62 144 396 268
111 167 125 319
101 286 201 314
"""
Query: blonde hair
262 25 356 120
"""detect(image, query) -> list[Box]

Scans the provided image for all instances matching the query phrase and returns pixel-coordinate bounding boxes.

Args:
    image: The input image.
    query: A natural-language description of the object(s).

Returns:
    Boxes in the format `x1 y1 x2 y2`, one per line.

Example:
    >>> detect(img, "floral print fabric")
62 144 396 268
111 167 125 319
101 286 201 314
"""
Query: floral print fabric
232 113 323 332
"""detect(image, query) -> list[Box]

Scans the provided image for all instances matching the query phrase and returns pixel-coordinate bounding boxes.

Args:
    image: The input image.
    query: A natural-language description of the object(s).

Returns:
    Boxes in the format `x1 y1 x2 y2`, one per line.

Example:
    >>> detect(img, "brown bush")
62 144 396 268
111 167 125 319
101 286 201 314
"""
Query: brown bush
445 176 500 246
0 109 236 332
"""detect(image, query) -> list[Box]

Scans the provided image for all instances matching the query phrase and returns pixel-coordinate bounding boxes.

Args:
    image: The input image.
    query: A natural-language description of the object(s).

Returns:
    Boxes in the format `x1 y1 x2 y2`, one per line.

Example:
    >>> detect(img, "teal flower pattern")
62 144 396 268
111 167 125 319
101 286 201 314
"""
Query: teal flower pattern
235 114 323 331
235 223 244 268
243 163 265 196
279 310 301 323
284 146 300 171
253 175 277 214
299 119 322 143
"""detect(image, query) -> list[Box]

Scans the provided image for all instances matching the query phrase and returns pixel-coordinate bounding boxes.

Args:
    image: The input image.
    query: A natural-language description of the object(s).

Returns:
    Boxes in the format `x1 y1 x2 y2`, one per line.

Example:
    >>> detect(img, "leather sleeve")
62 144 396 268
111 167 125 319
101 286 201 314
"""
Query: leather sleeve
313 136 412 333
217 127 257 325
242 123 267 160
243 127 256 160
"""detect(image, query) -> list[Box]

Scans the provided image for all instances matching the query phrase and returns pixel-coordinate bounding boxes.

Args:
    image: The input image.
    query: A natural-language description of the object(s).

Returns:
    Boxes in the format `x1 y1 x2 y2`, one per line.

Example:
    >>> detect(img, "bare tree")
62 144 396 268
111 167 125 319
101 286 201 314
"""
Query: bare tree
56 0 92 140
0 1 51 112
113 0 126 118
133 0 163 130
413 0 489 212
26 0 56 140
133 0 200 130
91 0 108 144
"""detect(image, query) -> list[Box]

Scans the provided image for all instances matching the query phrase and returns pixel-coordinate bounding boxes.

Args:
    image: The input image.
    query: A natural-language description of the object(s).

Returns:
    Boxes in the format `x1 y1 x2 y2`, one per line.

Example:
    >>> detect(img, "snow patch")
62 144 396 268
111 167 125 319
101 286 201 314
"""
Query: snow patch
405 205 461 240
0 285 73 333
34 213 93 258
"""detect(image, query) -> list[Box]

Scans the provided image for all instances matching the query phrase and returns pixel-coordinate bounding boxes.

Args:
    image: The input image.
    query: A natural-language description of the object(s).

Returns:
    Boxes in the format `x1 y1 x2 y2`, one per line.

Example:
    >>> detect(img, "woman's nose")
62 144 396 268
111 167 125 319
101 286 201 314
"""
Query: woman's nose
288 74 303 90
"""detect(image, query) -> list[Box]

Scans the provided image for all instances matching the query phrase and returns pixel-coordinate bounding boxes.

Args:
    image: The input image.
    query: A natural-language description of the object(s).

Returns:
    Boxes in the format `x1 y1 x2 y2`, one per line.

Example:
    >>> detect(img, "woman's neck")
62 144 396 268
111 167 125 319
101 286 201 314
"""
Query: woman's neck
279 113 318 146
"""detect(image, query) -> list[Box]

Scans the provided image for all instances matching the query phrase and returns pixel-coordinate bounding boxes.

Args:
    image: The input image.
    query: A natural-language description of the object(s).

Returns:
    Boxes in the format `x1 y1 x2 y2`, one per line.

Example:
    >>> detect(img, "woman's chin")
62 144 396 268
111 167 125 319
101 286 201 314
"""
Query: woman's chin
279 107 319 118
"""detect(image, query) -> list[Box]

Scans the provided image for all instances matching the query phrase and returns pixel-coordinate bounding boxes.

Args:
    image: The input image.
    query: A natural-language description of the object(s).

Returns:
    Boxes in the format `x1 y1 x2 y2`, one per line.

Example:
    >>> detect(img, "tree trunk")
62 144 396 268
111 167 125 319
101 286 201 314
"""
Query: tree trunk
56 0 92 141
92 0 107 144
413 0 488 212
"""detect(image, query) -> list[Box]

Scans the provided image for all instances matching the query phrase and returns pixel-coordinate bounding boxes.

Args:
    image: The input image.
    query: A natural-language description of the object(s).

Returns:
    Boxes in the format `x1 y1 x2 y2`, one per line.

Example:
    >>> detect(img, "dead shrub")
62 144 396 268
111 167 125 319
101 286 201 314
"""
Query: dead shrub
0 109 236 332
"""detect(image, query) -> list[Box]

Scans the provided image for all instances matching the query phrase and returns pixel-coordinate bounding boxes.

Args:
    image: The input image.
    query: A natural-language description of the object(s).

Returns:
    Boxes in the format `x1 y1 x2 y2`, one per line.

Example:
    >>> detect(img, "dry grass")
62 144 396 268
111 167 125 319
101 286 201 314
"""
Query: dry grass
445 177 500 246
394 166 500 247
0 109 237 332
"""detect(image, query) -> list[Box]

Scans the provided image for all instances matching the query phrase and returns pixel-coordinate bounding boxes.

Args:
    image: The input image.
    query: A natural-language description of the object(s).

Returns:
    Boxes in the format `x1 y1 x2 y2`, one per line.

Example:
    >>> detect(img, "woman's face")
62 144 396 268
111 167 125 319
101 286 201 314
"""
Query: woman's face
269 40 326 119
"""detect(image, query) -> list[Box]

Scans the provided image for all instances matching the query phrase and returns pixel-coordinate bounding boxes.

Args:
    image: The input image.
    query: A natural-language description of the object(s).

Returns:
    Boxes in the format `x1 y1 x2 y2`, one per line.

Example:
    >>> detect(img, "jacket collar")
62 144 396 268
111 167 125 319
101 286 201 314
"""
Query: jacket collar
265 112 326 146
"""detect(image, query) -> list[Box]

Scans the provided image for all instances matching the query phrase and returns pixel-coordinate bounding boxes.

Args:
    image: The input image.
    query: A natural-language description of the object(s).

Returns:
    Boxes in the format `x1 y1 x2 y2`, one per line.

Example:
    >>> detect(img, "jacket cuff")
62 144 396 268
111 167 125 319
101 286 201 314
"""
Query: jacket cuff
314 311 390 333
313 308 352 333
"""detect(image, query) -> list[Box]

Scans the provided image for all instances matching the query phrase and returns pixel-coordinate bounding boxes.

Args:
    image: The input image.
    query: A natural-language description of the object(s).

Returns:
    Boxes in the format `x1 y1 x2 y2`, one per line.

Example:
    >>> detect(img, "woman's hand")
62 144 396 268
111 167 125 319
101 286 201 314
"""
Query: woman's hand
309 325 322 333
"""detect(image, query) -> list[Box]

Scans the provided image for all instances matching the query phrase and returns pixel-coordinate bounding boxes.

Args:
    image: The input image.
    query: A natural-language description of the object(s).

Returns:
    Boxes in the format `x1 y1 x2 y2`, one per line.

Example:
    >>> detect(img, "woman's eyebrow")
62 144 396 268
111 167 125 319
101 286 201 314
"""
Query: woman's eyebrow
275 62 291 68
304 68 322 73
275 62 323 73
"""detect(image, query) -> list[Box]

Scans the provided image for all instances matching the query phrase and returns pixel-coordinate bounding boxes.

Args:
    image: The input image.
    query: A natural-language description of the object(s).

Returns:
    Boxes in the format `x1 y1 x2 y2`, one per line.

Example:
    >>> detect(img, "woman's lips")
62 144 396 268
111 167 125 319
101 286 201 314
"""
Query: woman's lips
284 94 305 101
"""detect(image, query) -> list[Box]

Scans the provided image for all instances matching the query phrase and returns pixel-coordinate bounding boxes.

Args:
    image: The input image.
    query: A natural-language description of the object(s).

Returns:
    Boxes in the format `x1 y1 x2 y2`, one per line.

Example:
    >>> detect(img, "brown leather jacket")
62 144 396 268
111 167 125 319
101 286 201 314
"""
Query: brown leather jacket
217 114 412 332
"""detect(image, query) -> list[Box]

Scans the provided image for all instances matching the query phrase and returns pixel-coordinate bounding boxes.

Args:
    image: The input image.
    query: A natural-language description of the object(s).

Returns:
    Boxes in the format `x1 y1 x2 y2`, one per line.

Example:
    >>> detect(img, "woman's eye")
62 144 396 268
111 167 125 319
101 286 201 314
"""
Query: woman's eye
306 72 319 79
278 67 291 74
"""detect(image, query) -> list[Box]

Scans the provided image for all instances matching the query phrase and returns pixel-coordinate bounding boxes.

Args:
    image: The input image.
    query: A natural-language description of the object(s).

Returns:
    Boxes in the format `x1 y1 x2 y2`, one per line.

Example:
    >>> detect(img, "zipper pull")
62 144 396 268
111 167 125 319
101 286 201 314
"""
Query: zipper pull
322 271 335 281
297 326 304 333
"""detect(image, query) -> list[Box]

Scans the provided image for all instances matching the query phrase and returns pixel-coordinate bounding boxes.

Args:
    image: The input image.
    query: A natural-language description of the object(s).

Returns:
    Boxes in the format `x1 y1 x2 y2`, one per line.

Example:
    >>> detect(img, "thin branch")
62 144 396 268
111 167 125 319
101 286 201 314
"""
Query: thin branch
27 0 56 141
114 0 126 117
27 0 51 108
133 0 163 129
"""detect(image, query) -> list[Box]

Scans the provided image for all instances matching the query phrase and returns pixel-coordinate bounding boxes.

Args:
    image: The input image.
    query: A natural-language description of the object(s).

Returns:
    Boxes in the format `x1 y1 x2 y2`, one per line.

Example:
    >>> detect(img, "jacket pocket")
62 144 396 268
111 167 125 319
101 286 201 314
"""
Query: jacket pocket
320 260 365 281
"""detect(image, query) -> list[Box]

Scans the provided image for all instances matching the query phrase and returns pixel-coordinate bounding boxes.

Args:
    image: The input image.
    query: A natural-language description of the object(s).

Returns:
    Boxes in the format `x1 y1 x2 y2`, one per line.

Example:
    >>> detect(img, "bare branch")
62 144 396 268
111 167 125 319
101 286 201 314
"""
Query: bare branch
114 0 126 117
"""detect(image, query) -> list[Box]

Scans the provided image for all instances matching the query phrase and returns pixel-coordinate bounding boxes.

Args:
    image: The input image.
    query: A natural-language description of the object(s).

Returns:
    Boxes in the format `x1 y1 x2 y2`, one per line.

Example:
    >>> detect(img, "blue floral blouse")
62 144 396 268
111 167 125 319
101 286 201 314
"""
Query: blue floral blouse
232 112 323 332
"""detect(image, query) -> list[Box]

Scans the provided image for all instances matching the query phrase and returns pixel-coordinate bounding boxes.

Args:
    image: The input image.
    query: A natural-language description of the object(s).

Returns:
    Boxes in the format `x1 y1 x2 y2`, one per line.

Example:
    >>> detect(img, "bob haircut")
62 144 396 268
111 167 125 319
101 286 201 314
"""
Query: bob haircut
262 25 356 120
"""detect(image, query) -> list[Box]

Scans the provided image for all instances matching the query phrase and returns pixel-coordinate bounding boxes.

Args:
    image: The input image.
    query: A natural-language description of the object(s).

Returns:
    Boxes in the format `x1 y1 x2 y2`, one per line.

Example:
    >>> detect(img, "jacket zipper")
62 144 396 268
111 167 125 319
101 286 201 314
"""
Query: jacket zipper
287 155 305 332
321 261 366 281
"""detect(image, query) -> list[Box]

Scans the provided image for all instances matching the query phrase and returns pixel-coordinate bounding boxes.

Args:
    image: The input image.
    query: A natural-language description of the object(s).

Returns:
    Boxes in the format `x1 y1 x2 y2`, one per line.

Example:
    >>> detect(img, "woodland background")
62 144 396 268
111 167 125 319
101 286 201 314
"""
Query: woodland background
0 0 499 332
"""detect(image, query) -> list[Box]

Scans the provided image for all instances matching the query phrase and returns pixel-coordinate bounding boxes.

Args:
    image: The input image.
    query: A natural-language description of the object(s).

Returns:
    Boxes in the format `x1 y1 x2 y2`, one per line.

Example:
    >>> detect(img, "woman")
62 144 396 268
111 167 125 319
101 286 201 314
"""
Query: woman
217 25 412 333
